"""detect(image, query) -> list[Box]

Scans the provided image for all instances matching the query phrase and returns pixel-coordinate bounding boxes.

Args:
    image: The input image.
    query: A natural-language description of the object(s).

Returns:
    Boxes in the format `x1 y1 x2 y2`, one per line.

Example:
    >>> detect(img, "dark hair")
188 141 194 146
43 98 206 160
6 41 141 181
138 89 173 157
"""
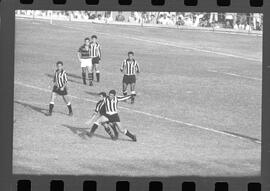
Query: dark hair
91 35 97 39
109 90 116 96
128 51 134 55
98 92 107 97
84 37 90 41
56 61 63 66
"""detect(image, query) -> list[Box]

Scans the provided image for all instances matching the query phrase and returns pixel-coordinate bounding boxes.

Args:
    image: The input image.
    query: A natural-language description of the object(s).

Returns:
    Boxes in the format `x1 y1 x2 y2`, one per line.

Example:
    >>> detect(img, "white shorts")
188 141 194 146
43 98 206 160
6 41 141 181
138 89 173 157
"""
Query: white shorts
80 58 92 68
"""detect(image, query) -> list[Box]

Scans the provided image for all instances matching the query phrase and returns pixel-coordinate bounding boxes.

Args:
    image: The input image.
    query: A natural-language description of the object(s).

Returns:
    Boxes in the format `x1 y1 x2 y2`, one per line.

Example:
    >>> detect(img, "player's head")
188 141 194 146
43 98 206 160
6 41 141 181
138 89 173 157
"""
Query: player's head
91 35 97 43
98 92 107 100
56 61 63 70
128 51 134 59
84 37 90 45
109 90 116 99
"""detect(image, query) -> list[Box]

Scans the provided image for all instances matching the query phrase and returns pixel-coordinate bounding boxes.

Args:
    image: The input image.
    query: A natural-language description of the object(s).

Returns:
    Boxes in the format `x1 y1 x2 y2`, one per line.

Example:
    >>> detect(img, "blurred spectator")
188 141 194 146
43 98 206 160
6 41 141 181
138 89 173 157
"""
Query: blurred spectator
115 12 125 22
225 13 234 28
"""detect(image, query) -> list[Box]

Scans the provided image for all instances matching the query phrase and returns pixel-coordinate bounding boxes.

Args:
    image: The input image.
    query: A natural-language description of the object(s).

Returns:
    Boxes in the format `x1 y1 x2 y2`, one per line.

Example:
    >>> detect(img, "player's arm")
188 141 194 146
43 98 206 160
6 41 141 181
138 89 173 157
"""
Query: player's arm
98 45 101 60
135 61 140 74
117 95 132 101
77 48 82 61
49 71 56 89
120 60 125 73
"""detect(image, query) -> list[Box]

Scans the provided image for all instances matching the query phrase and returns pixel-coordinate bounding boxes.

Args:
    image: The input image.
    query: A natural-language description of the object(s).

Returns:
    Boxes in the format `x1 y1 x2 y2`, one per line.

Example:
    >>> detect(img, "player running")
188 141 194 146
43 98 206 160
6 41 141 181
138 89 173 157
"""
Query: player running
77 37 93 86
120 51 140 104
46 61 73 116
86 92 118 140
104 90 137 141
90 35 101 83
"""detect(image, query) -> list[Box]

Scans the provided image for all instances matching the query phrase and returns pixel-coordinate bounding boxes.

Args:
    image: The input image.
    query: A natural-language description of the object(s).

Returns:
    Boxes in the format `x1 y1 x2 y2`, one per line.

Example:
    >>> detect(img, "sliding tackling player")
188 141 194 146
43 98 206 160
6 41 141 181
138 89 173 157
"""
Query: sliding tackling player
46 61 73 116
104 90 137 141
86 92 118 140
120 51 140 104
77 37 93 86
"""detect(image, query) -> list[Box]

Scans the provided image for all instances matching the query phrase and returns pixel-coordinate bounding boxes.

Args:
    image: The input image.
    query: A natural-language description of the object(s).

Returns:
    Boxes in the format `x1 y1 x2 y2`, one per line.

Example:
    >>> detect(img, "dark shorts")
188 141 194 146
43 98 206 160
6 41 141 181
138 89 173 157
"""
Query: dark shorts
52 86 68 96
105 114 120 123
92 57 100 65
123 75 136 84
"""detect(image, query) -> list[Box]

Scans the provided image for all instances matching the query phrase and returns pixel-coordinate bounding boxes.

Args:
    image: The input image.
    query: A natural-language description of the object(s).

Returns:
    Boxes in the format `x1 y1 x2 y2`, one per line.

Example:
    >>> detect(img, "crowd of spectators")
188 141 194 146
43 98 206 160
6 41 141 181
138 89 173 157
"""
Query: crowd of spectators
16 10 263 31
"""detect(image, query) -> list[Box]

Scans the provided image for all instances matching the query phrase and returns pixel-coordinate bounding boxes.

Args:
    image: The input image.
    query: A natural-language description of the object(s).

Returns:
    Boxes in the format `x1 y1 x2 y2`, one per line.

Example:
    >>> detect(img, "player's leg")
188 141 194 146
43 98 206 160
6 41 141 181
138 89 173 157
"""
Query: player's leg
122 83 128 96
81 67 87 85
110 122 119 139
62 95 73 116
122 76 128 96
46 92 56 116
94 63 100 82
115 122 137 142
87 115 106 137
101 122 116 140
98 116 115 139
130 82 136 104
87 62 93 86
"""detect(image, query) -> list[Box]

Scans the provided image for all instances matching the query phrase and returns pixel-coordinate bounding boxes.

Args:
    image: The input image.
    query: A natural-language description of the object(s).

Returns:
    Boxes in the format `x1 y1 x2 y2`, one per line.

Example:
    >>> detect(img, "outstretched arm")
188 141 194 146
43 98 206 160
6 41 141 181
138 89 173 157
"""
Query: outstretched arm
117 95 132 102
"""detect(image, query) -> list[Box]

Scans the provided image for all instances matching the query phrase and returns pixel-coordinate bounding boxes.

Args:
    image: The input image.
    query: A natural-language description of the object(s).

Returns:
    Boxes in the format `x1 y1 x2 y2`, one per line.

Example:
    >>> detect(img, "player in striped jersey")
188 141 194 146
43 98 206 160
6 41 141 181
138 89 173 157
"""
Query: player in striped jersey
90 35 101 83
120 51 140 104
77 37 93 86
46 61 73 116
86 92 118 140
104 90 137 141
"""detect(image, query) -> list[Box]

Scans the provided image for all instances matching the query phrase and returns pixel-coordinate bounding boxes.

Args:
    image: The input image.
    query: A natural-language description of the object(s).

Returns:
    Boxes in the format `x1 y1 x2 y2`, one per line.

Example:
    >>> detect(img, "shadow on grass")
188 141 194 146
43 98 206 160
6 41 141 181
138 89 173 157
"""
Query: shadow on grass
61 124 89 140
67 73 82 80
14 100 48 115
85 91 99 96
14 100 67 116
62 124 132 142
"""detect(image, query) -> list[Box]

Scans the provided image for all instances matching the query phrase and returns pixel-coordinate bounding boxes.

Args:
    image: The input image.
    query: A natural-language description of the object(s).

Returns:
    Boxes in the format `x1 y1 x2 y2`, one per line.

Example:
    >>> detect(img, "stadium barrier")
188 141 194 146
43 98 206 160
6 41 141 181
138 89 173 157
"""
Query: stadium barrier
15 11 262 36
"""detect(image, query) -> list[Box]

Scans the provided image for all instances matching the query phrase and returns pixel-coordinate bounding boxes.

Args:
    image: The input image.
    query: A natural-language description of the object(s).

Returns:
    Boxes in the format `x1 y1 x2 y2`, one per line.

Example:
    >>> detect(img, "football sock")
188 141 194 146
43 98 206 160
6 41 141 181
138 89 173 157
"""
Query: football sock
96 71 100 82
90 123 98 134
82 72 86 84
49 102 54 113
131 91 136 103
104 126 114 139
67 102 72 113
88 73 93 84
125 130 135 140
111 124 119 138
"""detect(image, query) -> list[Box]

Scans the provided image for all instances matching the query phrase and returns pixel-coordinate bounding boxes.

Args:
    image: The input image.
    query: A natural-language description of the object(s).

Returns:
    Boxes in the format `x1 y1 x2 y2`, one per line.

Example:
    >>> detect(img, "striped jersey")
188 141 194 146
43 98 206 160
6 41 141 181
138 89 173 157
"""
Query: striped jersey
78 44 91 59
89 42 101 58
104 95 131 115
120 58 140 75
94 99 106 115
54 69 68 88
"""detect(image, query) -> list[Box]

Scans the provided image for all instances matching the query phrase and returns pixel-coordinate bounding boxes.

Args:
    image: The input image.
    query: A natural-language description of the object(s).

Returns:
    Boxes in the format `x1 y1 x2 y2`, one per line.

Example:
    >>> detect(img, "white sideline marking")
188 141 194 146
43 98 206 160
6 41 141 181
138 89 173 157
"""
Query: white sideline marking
15 81 261 144
57 24 261 63
208 70 262 81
